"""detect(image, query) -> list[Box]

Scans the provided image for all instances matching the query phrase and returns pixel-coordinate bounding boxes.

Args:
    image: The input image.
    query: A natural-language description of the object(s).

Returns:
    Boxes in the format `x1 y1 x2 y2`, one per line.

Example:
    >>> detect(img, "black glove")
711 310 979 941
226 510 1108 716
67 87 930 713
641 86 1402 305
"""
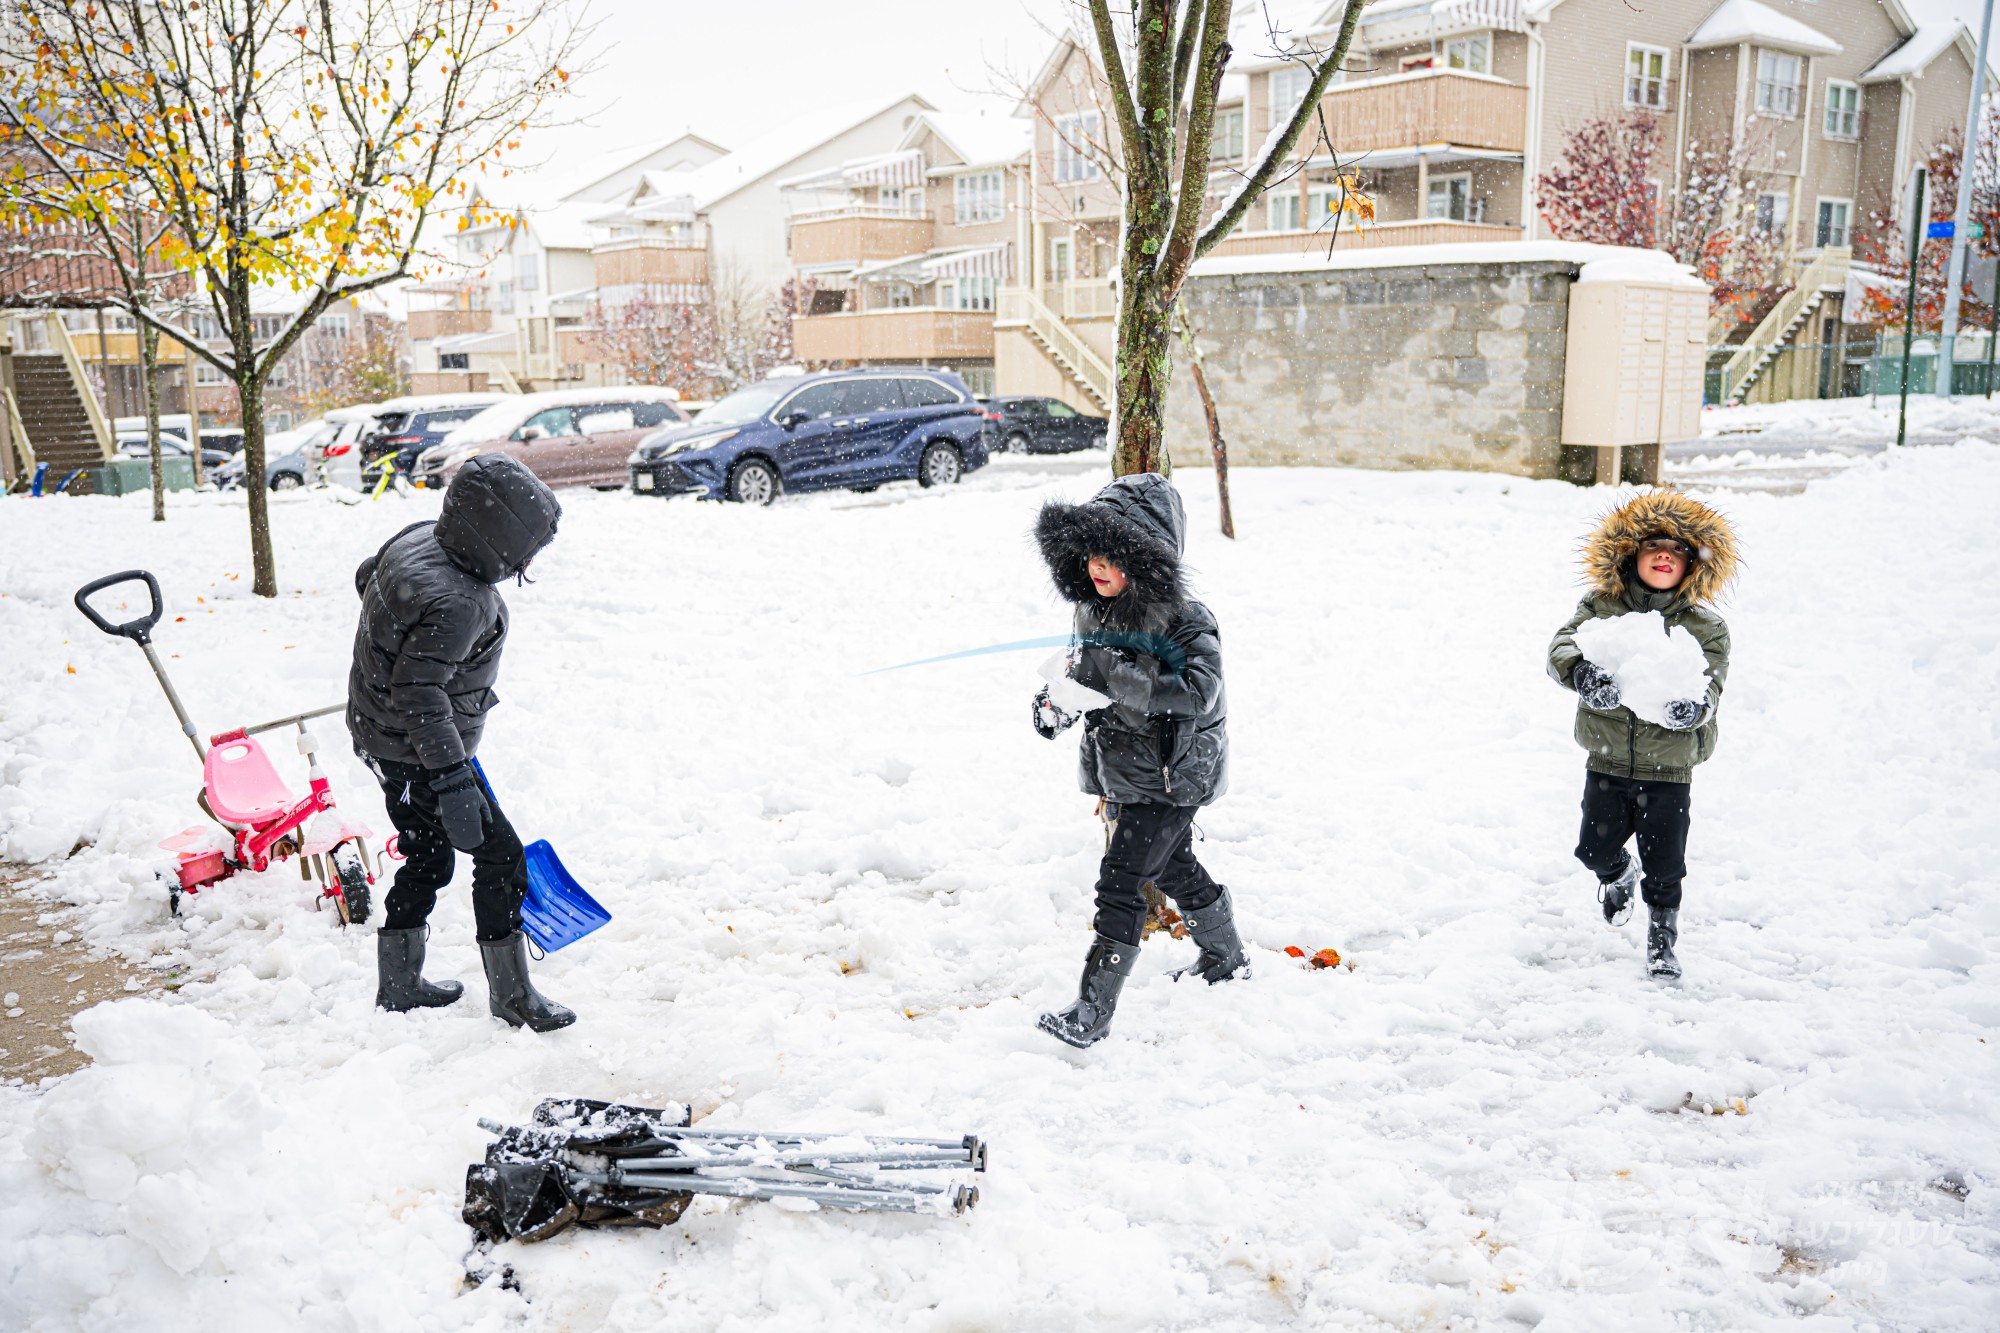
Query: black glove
1572 660 1621 712
1032 687 1077 739
429 762 489 852
1661 698 1703 731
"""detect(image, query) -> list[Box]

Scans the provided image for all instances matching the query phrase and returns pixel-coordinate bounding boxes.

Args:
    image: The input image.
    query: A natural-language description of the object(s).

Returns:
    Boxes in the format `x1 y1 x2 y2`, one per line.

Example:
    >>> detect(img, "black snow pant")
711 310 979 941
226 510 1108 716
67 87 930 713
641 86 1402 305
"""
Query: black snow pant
1575 769 1691 910
1093 801 1224 948
362 752 527 942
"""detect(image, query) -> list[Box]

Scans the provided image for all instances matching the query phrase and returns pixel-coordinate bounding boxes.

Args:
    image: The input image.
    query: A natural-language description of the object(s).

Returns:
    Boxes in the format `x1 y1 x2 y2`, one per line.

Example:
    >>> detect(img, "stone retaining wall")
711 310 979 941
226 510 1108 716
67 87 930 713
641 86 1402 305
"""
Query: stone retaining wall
1166 257 1582 479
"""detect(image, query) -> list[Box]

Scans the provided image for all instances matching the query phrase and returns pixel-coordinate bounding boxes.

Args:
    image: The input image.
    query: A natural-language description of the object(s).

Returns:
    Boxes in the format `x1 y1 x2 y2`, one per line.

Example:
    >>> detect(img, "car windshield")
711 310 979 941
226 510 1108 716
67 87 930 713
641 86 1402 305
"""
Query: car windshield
694 382 789 426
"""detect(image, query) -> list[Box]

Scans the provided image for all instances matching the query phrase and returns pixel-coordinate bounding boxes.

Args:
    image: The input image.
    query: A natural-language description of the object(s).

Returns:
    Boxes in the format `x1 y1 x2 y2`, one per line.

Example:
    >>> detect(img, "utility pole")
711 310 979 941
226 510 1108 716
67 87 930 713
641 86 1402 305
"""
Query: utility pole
1936 0 1995 398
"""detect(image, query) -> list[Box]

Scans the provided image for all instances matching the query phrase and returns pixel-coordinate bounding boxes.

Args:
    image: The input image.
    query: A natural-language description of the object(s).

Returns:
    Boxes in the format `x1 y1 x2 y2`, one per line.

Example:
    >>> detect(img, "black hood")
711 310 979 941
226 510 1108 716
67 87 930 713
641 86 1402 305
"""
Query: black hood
1036 473 1188 627
435 455 562 584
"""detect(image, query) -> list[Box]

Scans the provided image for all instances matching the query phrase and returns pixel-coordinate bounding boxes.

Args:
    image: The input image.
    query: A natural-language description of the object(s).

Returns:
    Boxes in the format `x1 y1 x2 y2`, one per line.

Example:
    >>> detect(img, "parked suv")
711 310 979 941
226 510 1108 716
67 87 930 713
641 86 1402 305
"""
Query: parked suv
415 388 687 490
361 393 512 473
986 396 1108 454
628 368 989 504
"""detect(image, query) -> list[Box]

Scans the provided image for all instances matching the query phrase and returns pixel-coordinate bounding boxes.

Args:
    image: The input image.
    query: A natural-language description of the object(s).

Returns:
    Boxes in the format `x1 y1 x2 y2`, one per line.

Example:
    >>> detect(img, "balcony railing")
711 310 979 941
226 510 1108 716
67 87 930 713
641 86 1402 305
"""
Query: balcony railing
593 238 709 288
408 308 493 341
1208 218 1524 257
790 211 937 267
793 308 995 362
1313 68 1528 155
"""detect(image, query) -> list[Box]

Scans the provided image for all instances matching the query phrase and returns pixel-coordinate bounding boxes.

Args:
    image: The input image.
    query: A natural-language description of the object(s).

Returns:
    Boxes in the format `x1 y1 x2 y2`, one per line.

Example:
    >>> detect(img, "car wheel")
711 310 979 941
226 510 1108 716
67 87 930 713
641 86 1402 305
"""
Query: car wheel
1004 431 1031 455
270 471 304 491
591 484 623 492
917 442 963 488
728 458 779 505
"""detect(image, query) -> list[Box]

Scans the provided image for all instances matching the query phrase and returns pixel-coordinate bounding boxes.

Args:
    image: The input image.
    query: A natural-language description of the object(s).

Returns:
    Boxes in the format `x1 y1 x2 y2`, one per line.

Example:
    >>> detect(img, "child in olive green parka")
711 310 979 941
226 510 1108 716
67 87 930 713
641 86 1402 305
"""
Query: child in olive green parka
1547 490 1738 981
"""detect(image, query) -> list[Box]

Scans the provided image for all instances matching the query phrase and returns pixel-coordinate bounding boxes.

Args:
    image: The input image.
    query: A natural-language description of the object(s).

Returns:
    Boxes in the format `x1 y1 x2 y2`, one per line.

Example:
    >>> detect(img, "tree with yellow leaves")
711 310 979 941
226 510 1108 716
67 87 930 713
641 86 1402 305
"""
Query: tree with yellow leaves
0 0 583 595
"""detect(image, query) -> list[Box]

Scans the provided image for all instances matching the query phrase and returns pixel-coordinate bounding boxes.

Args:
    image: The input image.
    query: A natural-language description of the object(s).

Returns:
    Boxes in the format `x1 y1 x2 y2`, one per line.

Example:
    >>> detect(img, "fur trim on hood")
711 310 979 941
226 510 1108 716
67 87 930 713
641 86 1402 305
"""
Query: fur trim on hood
1582 489 1738 606
1035 473 1188 629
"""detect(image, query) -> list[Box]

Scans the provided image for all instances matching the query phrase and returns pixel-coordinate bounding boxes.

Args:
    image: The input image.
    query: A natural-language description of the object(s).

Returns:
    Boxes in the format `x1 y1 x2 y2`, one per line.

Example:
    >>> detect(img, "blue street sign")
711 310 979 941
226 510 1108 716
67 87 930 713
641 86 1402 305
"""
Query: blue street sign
1929 221 1955 238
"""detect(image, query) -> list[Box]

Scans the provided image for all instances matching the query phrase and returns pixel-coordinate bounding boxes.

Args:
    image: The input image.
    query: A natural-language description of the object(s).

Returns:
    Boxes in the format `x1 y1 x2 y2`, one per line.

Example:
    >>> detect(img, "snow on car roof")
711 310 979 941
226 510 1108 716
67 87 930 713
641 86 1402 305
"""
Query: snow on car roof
440 386 683 447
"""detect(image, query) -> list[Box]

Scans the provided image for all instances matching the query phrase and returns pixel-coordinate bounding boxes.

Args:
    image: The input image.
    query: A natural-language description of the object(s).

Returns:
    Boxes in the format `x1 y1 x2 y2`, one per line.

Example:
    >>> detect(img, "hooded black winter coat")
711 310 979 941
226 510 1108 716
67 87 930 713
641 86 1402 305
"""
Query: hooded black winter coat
1036 473 1227 807
346 455 561 769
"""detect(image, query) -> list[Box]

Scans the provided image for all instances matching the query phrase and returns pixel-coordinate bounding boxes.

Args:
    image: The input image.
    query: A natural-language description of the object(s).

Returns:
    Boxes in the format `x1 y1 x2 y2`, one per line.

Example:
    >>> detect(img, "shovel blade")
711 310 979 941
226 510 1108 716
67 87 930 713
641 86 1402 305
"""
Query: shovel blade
522 838 611 953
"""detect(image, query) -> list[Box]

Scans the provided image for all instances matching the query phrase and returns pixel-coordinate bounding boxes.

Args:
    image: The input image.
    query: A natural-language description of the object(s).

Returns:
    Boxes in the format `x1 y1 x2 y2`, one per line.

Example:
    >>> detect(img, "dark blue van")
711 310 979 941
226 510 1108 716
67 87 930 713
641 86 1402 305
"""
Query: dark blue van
627 367 990 504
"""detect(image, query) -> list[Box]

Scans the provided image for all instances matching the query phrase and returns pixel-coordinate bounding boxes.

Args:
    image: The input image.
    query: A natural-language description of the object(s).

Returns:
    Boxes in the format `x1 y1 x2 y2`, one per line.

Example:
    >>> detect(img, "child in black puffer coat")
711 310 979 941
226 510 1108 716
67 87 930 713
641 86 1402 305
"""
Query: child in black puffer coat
1030 474 1244 1049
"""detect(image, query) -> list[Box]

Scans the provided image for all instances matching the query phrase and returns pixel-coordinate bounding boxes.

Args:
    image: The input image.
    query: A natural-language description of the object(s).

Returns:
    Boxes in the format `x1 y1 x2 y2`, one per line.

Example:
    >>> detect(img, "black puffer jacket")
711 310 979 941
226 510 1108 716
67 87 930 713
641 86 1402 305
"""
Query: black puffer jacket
1035 473 1227 807
346 456 561 769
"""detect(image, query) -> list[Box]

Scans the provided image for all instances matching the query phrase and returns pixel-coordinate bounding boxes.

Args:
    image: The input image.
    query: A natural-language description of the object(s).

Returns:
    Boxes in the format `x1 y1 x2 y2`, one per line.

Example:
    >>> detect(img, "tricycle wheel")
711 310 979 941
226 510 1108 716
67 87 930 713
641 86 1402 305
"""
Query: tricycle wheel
331 842 371 925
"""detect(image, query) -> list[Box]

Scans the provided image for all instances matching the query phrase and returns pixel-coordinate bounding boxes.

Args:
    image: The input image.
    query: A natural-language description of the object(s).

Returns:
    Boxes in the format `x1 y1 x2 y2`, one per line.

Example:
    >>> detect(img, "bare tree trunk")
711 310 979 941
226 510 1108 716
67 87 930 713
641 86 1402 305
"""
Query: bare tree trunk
1173 304 1234 538
140 321 164 522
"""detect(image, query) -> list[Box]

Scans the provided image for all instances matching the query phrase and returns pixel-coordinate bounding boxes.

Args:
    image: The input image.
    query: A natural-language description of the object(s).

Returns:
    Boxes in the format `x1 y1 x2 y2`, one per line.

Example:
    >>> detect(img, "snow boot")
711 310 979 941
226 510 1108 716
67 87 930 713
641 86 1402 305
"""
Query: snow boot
1598 855 1638 927
1173 887 1251 984
479 932 577 1032
375 926 464 1011
1037 934 1137 1049
1646 907 1682 980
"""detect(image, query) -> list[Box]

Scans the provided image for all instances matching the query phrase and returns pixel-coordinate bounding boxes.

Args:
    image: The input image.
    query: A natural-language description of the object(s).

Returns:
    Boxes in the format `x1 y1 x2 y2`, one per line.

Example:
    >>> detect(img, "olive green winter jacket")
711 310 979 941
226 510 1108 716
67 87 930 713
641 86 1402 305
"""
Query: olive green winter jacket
1546 584 1731 785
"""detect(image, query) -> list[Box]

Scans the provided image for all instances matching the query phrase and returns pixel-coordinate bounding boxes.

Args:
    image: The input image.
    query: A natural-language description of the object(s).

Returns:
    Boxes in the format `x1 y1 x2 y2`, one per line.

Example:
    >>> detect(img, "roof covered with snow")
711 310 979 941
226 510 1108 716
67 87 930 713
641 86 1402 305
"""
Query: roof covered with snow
660 93 935 212
1687 0 1842 55
526 200 609 252
1862 22 1964 80
910 112 1032 170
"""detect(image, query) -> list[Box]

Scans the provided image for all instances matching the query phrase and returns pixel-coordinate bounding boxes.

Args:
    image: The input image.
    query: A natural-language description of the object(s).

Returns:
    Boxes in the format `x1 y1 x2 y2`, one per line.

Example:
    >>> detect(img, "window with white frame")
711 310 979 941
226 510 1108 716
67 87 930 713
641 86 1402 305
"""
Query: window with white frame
950 274 997 311
1427 174 1473 221
1269 190 1303 231
1270 65 1313 129
517 252 539 291
1626 44 1669 108
1754 191 1789 236
1444 33 1490 73
497 281 515 314
439 352 470 370
1054 113 1101 182
1755 51 1801 117
320 312 349 339
194 361 225 385
1211 107 1245 161
1307 184 1342 226
1823 80 1859 137
1816 198 1851 247
954 171 1004 224
267 359 290 388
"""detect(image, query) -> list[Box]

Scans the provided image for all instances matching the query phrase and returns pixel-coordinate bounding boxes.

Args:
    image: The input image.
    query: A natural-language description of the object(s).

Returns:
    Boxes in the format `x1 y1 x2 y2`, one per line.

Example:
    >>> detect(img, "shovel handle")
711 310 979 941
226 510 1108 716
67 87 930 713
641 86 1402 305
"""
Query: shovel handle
75 570 165 645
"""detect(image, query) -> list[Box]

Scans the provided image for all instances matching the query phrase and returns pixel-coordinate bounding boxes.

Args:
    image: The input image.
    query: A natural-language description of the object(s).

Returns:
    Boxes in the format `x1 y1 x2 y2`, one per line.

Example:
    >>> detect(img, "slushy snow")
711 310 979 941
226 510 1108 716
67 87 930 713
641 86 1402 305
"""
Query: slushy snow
1 439 1997 1331
1573 610 1713 725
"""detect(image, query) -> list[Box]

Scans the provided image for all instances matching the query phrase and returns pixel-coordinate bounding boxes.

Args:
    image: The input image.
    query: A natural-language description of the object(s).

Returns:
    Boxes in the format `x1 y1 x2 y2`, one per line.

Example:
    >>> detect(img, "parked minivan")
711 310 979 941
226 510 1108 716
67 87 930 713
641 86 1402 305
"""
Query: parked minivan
416 387 687 490
627 367 989 504
360 392 513 472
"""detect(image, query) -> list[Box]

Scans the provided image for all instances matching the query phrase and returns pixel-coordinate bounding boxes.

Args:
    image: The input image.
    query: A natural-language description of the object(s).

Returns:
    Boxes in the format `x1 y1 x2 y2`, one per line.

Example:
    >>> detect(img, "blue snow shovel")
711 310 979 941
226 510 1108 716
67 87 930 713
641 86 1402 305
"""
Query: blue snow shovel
470 759 611 952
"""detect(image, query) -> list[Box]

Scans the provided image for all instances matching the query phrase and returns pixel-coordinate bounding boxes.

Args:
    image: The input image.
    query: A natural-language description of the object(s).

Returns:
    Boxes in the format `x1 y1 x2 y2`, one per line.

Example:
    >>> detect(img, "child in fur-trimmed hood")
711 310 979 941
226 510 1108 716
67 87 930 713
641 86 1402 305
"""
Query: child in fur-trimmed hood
1029 473 1243 1049
1547 489 1738 981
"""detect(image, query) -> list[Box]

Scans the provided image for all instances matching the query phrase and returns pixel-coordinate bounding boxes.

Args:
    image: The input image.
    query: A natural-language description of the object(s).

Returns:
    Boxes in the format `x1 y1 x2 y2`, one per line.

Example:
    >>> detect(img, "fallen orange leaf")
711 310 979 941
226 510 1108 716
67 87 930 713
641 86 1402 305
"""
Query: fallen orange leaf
1283 945 1306 958
66 664 76 675
1311 948 1342 969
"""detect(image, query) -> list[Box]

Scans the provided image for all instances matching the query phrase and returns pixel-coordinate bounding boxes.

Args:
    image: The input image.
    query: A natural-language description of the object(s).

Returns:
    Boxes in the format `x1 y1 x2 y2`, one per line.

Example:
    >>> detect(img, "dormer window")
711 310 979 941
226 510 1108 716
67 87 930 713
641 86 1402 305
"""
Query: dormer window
1756 51 1801 118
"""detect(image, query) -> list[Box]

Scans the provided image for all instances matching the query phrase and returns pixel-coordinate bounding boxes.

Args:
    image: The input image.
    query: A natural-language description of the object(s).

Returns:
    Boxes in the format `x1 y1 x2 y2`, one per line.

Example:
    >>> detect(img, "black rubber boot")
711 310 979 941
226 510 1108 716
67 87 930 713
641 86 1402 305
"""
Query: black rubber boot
479 932 577 1032
1173 887 1250 984
1599 854 1638 927
1037 934 1137 1049
1647 907 1682 980
375 926 464 1011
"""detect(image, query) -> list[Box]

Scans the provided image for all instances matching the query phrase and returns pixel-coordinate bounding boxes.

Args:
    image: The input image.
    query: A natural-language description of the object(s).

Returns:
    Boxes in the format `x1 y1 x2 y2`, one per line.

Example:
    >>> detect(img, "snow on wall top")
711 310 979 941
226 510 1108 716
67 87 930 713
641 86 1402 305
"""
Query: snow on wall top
1189 238 1692 280
1686 0 1842 54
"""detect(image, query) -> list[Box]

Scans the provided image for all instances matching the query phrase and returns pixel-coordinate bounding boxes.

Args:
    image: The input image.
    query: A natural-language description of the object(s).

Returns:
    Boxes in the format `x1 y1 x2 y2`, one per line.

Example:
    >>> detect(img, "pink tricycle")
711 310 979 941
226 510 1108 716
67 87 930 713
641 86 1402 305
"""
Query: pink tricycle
75 570 393 923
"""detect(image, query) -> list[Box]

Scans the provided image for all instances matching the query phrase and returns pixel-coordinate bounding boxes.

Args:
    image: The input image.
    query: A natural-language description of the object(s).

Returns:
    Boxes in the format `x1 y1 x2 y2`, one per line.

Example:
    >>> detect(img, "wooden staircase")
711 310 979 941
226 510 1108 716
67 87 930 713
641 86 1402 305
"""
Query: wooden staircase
2 311 113 486
1715 248 1851 406
995 287 1113 412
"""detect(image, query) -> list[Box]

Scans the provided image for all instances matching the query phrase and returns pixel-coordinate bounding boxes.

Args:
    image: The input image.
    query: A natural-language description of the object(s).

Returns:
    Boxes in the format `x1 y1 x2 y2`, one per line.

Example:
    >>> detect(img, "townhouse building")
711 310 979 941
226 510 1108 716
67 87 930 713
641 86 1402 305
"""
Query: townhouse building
778 112 1035 395
406 97 934 396
997 0 1991 409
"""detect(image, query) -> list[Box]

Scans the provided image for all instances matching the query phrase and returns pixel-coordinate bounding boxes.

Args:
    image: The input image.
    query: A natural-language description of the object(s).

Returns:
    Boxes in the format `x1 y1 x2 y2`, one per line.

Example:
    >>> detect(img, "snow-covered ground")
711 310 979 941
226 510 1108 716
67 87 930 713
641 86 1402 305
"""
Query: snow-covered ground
2 437 1997 1332
1669 393 2000 494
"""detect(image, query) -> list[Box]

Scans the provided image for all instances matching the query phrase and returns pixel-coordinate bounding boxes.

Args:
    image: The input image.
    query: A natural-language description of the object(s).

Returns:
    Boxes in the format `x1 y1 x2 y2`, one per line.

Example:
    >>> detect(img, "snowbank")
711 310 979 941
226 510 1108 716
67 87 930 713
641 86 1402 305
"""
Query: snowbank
2 441 1998 1330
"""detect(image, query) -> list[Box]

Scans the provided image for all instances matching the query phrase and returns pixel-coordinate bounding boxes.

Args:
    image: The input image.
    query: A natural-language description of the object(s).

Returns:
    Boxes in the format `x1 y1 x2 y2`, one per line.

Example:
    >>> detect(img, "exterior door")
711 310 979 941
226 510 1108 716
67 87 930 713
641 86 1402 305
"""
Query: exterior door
770 381 848 489
831 378 916 482
571 404 646 486
1043 398 1087 448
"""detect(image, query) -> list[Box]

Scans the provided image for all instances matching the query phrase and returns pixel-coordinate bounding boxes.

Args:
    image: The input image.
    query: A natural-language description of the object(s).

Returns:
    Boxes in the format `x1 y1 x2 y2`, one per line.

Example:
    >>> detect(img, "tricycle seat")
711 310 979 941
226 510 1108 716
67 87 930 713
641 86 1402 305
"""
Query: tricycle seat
204 736 297 825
